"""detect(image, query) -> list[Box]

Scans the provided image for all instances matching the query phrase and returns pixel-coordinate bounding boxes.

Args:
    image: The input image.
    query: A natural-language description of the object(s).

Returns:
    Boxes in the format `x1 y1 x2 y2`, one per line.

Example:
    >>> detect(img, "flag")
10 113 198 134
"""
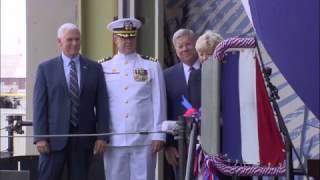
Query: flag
221 49 285 165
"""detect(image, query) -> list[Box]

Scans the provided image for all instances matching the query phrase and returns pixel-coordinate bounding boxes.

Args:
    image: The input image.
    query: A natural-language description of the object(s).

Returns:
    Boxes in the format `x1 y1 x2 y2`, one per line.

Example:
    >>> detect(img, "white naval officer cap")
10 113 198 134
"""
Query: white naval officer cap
107 18 142 38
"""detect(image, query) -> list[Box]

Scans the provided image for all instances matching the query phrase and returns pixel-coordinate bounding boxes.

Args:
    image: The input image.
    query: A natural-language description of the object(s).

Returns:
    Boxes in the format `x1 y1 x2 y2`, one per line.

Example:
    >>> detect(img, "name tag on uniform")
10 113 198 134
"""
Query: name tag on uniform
133 68 148 81
105 68 120 74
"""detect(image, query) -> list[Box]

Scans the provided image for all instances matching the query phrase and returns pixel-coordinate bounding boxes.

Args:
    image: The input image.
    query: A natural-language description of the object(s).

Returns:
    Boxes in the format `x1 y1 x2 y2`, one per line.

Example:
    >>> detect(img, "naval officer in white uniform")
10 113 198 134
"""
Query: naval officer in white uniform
100 18 166 180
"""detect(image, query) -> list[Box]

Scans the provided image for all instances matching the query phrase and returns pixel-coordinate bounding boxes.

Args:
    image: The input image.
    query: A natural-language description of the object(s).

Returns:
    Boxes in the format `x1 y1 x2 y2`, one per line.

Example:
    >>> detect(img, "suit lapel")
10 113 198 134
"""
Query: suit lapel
177 63 187 88
79 56 87 94
57 56 69 94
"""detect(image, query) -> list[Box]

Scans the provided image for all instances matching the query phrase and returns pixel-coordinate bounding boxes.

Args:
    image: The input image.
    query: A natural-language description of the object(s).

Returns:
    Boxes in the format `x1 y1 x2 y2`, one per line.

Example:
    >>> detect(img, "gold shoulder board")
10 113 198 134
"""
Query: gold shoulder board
97 56 112 63
141 55 158 62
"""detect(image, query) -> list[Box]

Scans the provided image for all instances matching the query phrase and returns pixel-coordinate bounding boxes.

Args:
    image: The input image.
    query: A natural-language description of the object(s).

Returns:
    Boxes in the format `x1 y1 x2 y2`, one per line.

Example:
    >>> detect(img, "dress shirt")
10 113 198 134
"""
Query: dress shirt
182 60 201 84
62 52 81 88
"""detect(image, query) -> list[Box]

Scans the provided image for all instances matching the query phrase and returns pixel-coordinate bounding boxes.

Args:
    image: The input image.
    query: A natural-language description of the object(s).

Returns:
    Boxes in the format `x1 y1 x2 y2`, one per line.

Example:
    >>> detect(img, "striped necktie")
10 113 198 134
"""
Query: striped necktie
188 66 195 83
69 60 79 127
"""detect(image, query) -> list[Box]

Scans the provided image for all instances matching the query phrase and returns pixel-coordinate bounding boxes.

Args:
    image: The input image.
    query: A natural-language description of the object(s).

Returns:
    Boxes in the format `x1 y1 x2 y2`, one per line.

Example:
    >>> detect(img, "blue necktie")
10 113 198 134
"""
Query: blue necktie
69 60 79 127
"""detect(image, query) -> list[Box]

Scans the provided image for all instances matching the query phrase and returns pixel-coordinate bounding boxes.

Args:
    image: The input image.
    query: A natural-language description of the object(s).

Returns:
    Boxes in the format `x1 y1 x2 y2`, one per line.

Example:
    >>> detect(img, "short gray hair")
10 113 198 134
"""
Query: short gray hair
172 28 195 45
57 23 79 39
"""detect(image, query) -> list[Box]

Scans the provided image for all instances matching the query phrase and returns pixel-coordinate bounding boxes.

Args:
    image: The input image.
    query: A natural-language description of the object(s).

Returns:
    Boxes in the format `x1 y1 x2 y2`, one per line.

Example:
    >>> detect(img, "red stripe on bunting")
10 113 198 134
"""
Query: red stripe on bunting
255 57 285 165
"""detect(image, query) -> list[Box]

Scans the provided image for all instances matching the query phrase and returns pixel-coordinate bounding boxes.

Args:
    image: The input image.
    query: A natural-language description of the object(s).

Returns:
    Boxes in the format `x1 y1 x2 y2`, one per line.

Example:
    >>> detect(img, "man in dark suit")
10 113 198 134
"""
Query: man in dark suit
187 69 201 109
163 28 200 179
33 23 109 180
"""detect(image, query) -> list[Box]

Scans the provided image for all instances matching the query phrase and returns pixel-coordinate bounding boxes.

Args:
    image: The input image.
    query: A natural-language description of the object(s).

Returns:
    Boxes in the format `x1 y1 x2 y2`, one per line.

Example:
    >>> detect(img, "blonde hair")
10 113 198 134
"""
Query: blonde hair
195 30 223 52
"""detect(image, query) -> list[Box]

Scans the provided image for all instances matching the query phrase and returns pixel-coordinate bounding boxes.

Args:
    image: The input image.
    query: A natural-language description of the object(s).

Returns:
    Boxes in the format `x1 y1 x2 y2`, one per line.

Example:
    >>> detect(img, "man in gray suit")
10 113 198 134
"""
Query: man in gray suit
33 23 109 180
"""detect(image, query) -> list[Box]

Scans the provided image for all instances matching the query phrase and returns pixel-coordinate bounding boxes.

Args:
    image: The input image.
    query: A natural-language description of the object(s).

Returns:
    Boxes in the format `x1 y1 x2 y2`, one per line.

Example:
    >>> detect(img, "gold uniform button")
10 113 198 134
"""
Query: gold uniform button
124 60 128 64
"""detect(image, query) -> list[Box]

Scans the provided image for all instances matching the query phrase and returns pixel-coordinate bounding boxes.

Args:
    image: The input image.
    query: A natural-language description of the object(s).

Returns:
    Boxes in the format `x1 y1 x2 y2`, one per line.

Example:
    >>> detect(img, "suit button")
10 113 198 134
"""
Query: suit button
125 100 128 104
124 86 128 90
124 60 128 64
125 113 129 118
124 73 128 76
